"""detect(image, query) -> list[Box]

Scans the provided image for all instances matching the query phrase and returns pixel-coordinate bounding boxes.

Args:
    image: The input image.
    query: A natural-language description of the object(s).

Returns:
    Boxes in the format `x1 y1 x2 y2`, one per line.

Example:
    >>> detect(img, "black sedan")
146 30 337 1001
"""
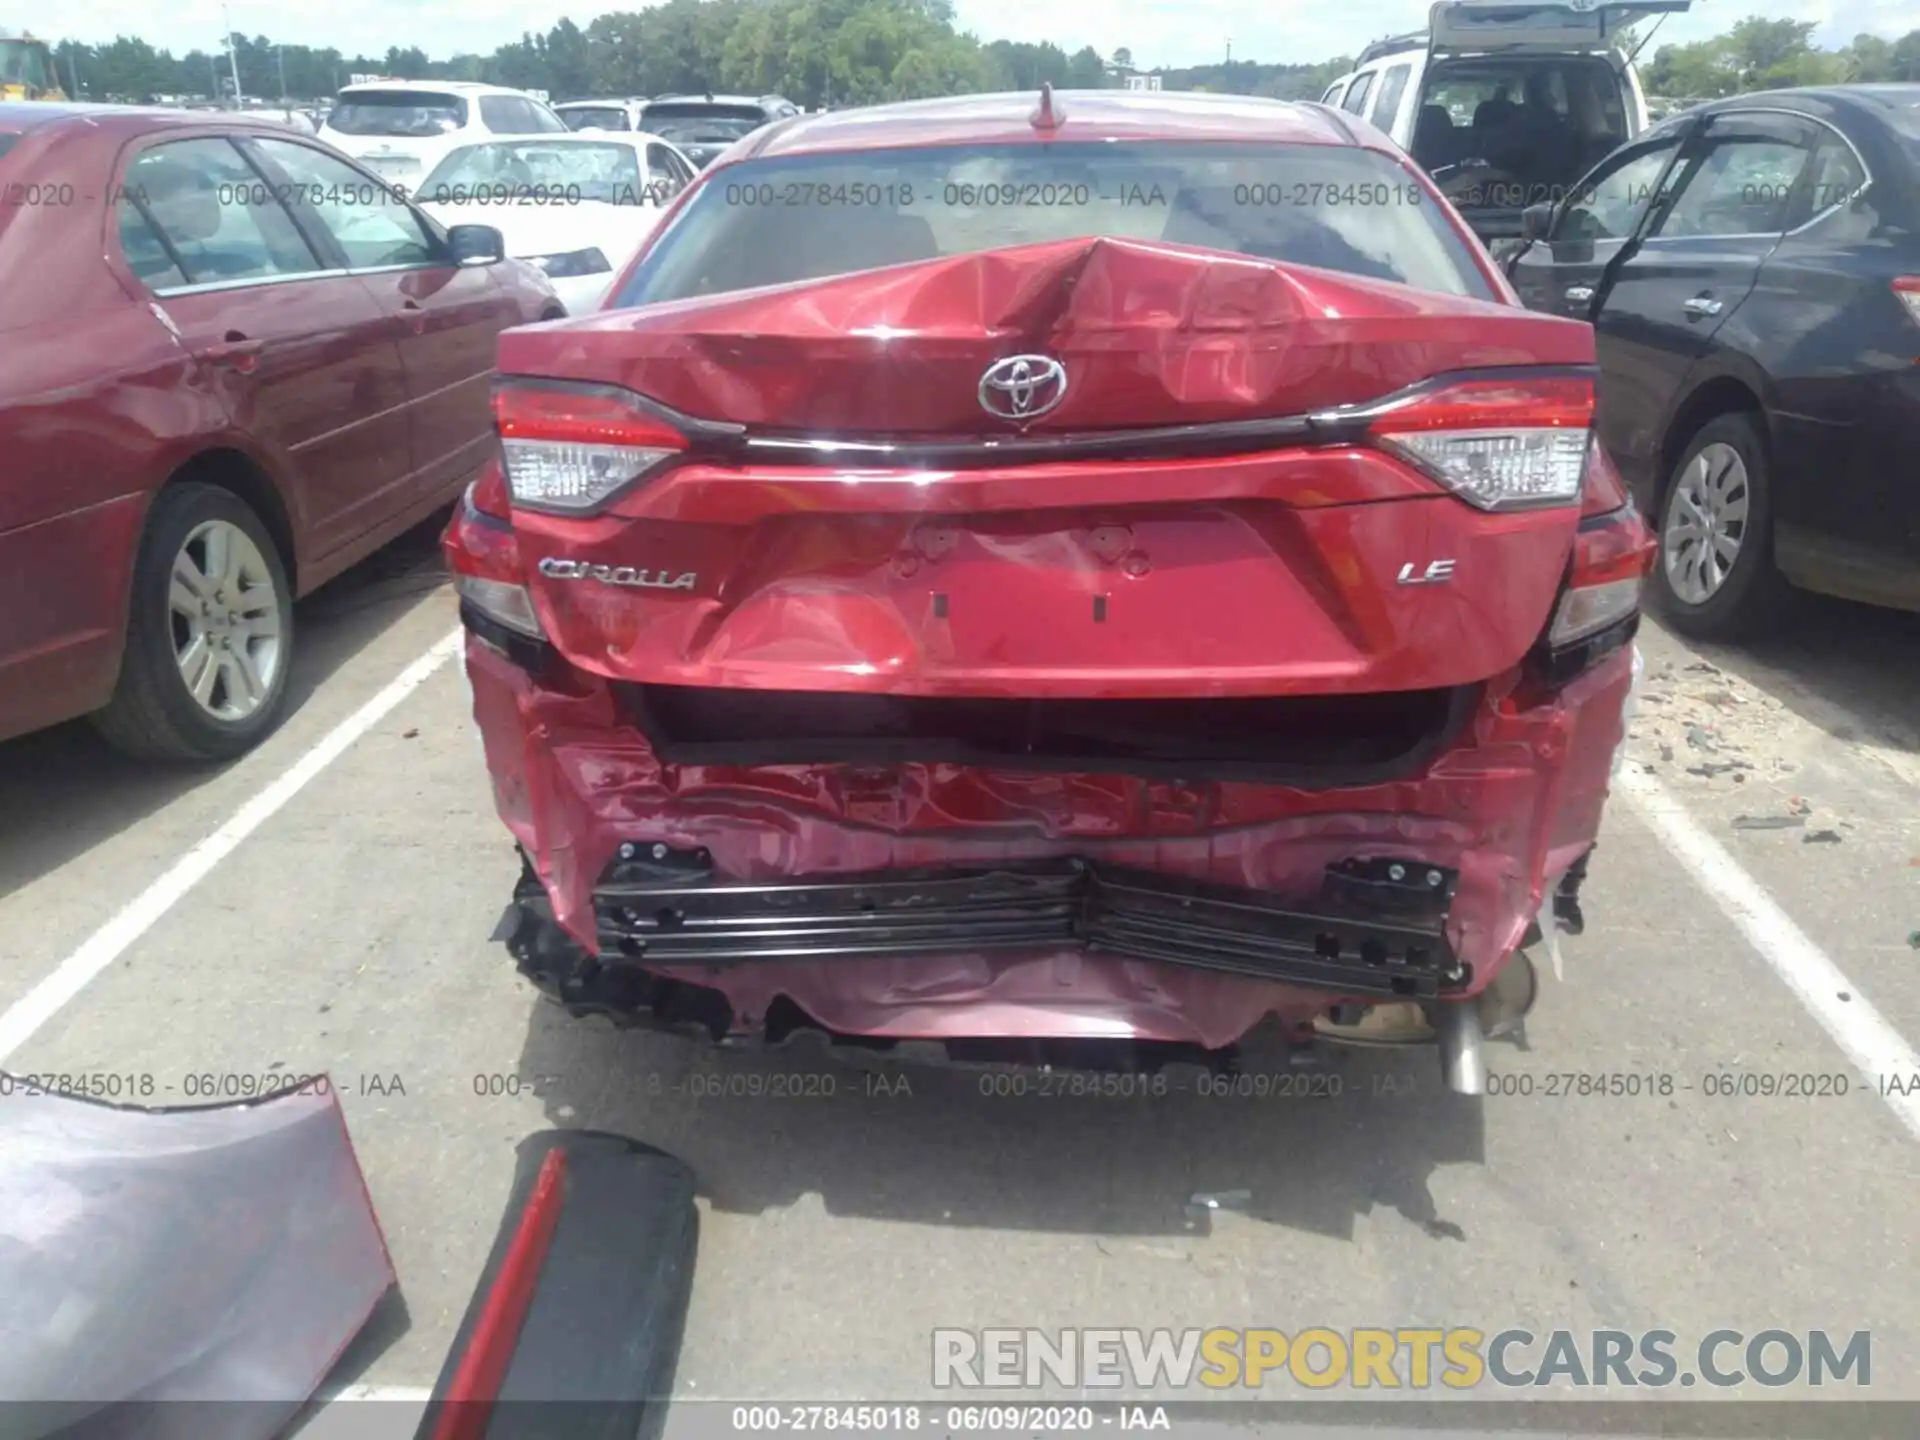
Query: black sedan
1507 85 1920 640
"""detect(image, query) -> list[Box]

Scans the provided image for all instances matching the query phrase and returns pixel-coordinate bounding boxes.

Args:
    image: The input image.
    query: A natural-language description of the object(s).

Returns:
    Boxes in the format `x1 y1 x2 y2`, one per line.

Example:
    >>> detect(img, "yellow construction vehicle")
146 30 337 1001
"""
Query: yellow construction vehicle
0 31 66 102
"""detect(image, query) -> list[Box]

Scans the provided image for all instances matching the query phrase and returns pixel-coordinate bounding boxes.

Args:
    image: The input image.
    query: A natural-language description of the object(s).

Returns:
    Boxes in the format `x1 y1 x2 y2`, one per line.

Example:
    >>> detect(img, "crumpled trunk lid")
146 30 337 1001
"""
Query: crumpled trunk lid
494 236 1594 703
505 235 1578 432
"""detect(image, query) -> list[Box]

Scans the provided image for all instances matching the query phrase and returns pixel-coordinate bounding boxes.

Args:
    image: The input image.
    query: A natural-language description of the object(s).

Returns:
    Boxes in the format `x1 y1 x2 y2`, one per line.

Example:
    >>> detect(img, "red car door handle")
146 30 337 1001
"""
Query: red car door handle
199 332 264 372
401 298 427 335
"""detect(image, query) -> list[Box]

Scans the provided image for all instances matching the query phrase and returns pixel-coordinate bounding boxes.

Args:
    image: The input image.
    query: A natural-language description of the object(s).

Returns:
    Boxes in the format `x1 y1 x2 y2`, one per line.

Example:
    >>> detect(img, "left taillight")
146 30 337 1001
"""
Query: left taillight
445 461 546 644
492 380 687 514
1368 376 1595 512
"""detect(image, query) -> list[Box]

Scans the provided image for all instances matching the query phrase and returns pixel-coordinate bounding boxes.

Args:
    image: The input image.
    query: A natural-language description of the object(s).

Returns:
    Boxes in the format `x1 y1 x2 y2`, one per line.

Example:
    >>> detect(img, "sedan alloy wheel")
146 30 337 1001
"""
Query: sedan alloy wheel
169 519 285 720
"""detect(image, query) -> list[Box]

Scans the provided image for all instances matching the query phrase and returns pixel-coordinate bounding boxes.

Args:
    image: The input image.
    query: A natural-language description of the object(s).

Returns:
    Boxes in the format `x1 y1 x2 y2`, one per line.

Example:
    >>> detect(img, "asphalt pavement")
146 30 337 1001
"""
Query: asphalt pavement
2 514 1917 1431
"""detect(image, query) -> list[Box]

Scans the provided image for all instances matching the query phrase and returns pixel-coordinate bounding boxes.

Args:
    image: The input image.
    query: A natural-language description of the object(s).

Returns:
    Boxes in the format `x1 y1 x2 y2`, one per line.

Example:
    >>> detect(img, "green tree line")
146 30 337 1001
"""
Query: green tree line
44 5 1920 111
1641 17 1920 97
50 0 1105 107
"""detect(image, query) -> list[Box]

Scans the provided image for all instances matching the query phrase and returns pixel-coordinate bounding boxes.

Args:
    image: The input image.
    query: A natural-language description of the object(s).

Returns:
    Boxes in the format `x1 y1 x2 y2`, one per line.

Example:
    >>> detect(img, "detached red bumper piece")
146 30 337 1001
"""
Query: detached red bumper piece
447 232 1654 1095
416 1131 697 1440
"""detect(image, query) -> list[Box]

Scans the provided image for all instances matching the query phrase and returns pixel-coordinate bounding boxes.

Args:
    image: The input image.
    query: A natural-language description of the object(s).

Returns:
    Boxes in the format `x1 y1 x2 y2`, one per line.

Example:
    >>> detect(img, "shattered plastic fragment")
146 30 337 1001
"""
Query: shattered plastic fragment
1536 891 1567 983
1609 644 1644 784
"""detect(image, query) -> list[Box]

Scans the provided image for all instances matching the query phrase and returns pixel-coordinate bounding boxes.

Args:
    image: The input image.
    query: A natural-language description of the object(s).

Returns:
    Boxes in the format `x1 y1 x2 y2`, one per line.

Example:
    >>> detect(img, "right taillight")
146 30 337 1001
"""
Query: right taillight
492 380 687 514
1368 376 1595 511
1541 439 1655 663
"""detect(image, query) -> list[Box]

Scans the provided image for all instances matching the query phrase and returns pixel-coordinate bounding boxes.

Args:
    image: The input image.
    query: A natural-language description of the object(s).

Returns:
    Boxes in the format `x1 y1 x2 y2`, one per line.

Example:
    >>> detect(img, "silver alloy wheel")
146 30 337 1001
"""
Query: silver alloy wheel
1662 441 1750 605
168 520 283 721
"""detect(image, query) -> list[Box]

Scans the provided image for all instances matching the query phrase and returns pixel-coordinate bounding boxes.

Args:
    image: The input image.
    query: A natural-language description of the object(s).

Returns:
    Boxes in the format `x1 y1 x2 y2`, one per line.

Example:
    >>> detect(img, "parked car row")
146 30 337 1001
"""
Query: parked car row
557 93 801 168
5 66 1914 1094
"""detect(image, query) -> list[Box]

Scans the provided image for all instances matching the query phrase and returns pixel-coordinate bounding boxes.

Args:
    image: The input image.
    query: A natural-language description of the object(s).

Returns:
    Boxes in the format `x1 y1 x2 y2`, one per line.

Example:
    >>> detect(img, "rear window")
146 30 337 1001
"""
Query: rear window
326 91 468 137
562 106 631 131
638 104 768 145
478 95 568 134
1412 57 1630 212
421 141 647 205
616 142 1494 308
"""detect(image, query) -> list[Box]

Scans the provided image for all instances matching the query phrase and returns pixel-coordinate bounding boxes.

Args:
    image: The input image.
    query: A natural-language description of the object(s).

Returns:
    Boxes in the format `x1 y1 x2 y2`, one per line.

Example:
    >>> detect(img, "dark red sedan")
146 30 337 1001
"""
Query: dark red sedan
448 90 1655 1092
0 103 559 759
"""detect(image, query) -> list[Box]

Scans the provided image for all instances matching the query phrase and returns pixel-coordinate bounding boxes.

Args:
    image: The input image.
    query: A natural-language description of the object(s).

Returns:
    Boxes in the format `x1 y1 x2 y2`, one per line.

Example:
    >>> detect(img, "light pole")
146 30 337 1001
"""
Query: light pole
222 3 244 104
277 44 286 100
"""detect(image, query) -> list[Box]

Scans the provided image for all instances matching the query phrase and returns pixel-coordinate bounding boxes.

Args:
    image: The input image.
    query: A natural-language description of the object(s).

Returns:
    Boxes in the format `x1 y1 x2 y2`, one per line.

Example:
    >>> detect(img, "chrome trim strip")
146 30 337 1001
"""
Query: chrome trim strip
152 268 352 298
346 261 447 277
728 364 1601 469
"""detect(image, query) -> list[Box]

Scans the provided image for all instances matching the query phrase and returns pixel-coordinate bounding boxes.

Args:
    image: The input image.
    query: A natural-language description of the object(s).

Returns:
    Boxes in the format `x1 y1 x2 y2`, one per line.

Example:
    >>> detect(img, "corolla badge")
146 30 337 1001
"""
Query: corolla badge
978 355 1069 421
538 557 697 590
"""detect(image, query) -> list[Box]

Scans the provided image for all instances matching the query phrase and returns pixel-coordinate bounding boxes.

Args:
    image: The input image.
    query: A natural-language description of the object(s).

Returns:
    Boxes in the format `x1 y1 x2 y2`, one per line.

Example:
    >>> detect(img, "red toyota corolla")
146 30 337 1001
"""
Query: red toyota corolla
0 103 557 759
446 90 1653 1093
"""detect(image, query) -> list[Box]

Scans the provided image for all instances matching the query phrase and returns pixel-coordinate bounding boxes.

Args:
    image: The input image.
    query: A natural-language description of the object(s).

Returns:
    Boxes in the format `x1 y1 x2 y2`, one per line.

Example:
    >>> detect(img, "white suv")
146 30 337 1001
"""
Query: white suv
1322 1 1691 242
318 81 572 195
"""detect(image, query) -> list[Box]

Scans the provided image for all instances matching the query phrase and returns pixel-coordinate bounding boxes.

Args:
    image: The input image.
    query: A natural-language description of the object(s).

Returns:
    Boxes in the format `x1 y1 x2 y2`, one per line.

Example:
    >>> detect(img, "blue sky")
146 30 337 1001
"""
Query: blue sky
42 0 1920 70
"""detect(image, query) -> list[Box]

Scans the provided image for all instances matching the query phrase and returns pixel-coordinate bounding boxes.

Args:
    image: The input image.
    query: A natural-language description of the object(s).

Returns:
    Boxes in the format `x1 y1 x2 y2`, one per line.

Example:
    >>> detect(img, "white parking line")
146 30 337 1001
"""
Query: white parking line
317 1384 434 1402
1620 765 1920 1142
0 629 464 1066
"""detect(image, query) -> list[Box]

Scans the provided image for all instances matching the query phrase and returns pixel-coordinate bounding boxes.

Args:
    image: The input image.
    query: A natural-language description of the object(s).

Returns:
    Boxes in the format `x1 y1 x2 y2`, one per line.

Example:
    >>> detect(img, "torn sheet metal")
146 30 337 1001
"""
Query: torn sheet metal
0 1080 394 1440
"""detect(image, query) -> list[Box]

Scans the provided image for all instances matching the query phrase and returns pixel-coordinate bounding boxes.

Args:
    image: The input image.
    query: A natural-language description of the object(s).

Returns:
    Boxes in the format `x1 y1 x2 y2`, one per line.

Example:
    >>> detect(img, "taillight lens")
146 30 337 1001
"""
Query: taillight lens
456 574 546 639
492 382 686 513
1577 433 1630 517
1370 377 1594 511
444 472 546 642
1546 441 1655 649
470 458 513 520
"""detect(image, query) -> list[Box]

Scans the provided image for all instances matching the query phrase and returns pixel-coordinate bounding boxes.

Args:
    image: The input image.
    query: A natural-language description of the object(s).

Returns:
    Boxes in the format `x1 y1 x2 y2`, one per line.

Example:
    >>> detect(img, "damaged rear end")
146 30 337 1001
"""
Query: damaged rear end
447 129 1652 1092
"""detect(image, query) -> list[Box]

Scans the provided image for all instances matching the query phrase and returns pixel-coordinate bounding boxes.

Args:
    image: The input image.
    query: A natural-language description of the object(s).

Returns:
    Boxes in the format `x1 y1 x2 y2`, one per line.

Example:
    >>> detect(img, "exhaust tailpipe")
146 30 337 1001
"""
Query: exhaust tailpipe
1437 1002 1486 1096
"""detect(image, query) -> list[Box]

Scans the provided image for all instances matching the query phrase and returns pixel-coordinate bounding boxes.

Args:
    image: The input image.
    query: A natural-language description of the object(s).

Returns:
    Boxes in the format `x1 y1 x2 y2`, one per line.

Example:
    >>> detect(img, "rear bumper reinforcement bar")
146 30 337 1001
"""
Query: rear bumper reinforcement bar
590 853 1464 999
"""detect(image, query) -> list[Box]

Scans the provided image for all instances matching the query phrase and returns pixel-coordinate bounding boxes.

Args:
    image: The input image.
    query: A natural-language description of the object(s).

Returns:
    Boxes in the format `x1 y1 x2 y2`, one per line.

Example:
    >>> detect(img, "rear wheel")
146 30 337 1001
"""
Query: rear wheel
1649 412 1792 642
92 483 295 761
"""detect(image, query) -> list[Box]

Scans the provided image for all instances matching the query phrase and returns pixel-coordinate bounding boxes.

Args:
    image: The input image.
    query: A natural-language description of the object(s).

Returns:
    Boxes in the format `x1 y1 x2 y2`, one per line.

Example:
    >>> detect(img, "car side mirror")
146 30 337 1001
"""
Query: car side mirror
447 224 506 268
1520 202 1556 242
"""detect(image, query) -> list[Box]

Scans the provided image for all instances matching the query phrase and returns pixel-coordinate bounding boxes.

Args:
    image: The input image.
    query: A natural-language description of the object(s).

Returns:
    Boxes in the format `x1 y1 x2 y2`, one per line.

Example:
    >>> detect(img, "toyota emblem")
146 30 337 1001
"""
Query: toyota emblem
978 354 1068 422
